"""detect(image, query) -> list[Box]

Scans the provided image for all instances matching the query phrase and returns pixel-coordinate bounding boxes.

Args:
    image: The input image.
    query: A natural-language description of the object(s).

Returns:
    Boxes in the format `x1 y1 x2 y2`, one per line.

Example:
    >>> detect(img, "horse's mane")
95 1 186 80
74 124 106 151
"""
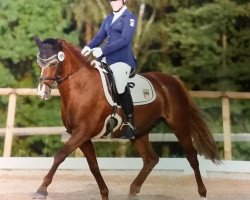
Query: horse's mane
59 39 81 53
59 39 92 67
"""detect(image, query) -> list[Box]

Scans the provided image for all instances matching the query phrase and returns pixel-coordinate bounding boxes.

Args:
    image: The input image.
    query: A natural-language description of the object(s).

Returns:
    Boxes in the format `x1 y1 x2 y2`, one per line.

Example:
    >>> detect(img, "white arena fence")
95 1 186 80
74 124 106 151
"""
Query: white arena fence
0 157 250 179
1 88 250 163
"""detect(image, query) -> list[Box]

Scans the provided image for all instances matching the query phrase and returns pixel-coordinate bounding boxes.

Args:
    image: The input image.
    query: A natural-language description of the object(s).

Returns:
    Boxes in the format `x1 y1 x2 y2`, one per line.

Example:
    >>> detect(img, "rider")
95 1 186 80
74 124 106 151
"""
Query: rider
81 0 137 139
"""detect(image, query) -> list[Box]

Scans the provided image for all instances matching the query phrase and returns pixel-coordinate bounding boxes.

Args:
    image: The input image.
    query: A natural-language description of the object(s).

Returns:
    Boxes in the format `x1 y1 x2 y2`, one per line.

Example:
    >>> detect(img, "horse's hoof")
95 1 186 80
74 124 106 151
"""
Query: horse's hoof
128 196 140 200
33 191 48 199
201 197 207 200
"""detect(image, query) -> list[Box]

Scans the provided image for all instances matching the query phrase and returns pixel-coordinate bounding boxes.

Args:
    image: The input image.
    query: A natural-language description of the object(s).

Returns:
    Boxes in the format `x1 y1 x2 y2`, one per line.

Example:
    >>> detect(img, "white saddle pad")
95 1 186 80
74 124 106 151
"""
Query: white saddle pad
94 62 156 106
129 75 156 105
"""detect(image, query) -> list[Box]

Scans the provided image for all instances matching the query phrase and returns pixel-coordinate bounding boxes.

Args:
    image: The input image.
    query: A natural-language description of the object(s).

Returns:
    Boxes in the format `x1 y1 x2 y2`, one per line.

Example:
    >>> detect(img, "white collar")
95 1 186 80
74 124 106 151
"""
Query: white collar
112 6 127 24
113 6 127 16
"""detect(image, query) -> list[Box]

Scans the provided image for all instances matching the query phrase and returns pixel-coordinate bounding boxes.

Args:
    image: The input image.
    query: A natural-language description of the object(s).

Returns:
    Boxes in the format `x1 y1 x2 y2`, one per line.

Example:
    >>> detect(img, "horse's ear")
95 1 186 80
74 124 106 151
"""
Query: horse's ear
34 36 42 48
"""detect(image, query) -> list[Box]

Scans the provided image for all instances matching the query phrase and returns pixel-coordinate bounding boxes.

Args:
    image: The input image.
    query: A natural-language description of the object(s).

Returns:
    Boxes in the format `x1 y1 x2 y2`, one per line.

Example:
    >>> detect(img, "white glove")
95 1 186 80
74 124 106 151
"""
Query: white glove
91 60 101 67
92 47 103 58
81 46 91 56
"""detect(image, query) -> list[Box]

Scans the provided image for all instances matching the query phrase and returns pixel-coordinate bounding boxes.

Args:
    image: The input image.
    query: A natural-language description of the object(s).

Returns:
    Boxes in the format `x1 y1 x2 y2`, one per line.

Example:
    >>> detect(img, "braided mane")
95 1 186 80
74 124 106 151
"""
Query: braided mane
59 39 93 67
59 39 81 53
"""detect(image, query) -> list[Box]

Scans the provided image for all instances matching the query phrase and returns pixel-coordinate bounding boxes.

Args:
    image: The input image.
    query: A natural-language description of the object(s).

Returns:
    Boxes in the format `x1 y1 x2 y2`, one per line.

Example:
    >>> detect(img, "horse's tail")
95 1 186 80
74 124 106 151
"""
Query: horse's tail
188 98 221 164
175 77 221 164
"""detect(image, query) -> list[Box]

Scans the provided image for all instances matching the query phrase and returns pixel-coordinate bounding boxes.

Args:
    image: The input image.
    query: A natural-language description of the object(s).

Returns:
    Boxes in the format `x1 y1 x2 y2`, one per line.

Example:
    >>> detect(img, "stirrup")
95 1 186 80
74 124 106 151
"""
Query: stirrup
120 122 134 130
120 122 135 139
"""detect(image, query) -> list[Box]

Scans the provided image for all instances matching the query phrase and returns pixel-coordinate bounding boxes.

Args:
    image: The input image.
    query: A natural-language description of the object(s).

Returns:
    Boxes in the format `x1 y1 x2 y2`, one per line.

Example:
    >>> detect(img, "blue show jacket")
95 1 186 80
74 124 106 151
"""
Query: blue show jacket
88 9 137 68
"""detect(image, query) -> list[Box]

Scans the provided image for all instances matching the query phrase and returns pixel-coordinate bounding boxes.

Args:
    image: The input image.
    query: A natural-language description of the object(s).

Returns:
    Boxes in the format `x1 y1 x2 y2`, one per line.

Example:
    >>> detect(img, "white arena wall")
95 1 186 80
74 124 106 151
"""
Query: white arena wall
0 157 250 179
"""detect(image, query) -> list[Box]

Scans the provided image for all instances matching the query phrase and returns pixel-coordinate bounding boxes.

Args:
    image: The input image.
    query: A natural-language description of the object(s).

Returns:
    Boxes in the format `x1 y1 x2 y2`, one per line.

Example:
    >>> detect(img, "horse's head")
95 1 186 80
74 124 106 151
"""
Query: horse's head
34 36 65 100
34 36 93 100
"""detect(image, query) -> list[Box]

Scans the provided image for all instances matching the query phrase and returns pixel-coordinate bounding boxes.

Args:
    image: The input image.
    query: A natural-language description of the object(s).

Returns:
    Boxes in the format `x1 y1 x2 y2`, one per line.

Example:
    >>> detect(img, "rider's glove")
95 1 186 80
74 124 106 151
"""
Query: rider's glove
92 48 103 58
81 46 91 56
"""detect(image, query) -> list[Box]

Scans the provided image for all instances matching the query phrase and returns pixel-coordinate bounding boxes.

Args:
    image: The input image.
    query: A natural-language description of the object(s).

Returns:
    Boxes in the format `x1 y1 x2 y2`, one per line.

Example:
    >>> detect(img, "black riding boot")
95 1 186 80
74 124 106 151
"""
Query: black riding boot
119 87 137 139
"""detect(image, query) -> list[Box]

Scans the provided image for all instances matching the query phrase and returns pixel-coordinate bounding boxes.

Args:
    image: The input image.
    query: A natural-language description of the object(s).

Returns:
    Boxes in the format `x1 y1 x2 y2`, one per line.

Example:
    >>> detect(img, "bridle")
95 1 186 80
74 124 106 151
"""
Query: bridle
37 52 73 88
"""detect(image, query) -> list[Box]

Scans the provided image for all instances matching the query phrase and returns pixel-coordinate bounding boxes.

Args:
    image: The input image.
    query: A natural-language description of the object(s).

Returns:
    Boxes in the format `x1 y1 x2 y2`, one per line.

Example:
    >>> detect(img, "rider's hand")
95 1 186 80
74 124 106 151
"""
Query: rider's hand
92 48 103 58
81 46 91 56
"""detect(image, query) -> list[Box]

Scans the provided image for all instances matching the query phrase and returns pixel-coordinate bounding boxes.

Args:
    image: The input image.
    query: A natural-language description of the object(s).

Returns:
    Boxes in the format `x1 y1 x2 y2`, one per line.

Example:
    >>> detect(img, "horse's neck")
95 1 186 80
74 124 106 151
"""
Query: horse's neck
64 59 82 75
58 59 93 97
58 44 96 101
62 42 89 76
61 49 90 77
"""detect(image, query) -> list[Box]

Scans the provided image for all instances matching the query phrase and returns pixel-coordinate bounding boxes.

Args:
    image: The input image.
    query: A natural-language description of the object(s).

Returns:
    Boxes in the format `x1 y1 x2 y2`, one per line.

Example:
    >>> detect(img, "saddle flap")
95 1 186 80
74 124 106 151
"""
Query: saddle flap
94 62 156 106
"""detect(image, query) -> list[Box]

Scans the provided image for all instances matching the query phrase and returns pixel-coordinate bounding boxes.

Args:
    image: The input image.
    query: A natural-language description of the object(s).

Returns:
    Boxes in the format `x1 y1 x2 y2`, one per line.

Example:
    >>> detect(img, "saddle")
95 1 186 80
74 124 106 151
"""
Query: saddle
92 61 156 138
100 62 135 106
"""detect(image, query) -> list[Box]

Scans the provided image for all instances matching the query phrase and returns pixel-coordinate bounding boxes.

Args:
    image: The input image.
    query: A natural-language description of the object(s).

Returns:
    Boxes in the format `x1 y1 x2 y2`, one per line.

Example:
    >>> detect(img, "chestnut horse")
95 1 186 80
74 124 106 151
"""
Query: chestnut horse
33 37 220 200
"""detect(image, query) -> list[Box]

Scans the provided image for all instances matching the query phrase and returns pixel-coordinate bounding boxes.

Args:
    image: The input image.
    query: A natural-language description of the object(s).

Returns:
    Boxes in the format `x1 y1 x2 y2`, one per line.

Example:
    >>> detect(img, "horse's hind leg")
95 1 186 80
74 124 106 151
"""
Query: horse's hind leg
79 141 109 200
174 127 207 198
129 134 159 199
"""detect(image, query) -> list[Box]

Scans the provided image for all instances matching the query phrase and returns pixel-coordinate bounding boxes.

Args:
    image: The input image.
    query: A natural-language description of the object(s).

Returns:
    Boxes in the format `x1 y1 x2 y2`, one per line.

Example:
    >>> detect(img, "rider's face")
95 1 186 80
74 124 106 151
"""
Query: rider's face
110 0 123 12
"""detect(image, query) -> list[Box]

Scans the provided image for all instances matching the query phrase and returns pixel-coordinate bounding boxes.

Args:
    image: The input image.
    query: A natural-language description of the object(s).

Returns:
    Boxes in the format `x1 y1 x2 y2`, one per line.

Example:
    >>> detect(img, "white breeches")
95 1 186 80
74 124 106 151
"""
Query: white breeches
109 62 131 94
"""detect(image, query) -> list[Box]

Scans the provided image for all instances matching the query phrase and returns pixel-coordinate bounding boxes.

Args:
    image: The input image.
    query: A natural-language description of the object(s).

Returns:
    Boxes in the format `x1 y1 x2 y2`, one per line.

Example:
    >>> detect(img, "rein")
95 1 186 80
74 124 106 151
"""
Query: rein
39 73 73 88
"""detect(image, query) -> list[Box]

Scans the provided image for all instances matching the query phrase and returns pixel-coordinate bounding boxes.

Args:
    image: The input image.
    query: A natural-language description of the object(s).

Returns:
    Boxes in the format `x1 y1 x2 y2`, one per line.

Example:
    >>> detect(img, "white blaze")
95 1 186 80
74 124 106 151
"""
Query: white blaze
37 83 47 99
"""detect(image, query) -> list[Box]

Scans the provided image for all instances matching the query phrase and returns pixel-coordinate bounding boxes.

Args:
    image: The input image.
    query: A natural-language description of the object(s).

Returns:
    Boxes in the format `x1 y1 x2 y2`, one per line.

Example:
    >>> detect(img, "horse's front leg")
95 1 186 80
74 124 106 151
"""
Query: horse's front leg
33 132 85 199
79 140 109 200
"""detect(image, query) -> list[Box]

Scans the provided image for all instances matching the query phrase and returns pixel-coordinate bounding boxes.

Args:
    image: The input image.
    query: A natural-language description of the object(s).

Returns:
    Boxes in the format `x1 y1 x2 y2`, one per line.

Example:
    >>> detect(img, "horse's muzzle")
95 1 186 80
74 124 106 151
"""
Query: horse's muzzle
37 83 51 100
